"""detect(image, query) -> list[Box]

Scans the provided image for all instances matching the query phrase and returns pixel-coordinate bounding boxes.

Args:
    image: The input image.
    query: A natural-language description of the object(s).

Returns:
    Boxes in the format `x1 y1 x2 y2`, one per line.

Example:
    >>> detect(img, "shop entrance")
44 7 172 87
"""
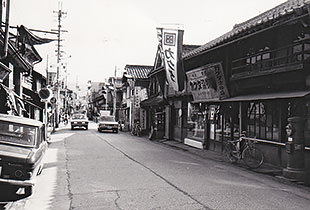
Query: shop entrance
154 111 165 139
208 104 240 151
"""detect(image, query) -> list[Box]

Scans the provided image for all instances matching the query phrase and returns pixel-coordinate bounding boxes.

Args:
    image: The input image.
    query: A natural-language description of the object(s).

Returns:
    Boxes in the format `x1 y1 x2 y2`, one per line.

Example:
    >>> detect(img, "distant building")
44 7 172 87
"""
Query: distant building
121 65 152 131
47 71 56 86
87 81 108 120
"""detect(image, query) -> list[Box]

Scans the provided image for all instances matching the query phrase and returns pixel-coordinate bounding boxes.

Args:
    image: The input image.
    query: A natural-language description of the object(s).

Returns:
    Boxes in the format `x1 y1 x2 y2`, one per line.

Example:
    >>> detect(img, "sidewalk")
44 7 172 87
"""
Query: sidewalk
131 132 309 188
156 139 283 175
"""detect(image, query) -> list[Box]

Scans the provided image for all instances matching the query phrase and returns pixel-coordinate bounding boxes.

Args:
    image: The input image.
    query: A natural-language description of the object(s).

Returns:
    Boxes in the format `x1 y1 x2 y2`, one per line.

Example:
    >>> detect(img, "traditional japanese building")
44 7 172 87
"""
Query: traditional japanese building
87 81 107 120
0 25 52 120
122 65 152 132
141 44 200 140
182 0 310 182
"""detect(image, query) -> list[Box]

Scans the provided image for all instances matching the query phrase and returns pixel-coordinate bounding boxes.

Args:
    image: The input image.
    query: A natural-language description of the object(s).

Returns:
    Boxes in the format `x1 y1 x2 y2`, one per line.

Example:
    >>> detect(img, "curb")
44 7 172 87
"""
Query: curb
146 137 310 188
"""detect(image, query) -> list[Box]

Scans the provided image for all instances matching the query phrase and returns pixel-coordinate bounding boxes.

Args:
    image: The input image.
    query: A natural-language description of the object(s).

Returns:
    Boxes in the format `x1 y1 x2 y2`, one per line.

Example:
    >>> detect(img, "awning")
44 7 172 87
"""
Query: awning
18 25 54 45
192 90 310 103
140 95 167 108
24 99 43 110
90 95 105 104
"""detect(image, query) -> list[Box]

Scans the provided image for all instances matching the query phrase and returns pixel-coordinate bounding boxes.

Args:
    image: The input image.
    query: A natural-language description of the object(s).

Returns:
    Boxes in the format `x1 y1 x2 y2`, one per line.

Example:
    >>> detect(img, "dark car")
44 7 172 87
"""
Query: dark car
0 114 48 196
97 115 118 133
71 113 89 130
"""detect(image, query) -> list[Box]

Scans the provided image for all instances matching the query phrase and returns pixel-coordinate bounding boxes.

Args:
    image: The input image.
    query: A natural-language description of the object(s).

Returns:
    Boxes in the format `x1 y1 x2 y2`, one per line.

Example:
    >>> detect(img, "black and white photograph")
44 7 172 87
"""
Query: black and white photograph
1 0 310 209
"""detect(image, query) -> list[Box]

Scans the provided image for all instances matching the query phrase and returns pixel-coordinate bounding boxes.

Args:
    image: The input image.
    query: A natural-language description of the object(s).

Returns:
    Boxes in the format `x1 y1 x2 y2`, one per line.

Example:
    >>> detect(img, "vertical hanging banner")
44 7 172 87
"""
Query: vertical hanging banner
157 27 184 91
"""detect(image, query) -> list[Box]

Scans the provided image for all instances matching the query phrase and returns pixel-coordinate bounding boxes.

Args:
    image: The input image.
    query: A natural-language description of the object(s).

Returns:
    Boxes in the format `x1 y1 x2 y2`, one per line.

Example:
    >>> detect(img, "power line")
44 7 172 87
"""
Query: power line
1 24 59 35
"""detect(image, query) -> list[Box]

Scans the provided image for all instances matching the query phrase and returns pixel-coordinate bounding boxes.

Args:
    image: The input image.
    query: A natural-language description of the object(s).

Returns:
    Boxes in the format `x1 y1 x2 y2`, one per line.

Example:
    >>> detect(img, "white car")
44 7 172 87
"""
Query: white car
71 114 89 130
97 115 118 133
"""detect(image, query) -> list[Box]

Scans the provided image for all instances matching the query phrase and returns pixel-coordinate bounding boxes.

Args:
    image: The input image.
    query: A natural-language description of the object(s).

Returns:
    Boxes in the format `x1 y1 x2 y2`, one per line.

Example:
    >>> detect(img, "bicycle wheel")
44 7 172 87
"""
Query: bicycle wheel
224 142 238 163
137 128 142 136
242 146 264 169
131 128 136 136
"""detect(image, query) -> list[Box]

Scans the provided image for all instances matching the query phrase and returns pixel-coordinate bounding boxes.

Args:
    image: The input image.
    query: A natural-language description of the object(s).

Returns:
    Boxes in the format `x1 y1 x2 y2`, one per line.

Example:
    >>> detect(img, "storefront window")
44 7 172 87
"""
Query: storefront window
247 102 279 141
187 103 206 140
211 104 239 142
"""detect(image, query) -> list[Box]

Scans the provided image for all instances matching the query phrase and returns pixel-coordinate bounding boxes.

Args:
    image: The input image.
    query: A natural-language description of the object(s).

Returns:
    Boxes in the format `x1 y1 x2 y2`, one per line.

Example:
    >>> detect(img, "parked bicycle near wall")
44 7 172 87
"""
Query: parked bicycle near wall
131 122 142 137
224 133 264 169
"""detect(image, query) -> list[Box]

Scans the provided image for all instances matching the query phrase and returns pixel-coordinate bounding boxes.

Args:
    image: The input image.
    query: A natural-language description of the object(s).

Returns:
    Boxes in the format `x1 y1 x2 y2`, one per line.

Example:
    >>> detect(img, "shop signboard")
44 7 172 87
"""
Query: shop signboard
186 63 229 102
134 87 141 108
139 88 148 102
157 27 184 92
140 109 147 130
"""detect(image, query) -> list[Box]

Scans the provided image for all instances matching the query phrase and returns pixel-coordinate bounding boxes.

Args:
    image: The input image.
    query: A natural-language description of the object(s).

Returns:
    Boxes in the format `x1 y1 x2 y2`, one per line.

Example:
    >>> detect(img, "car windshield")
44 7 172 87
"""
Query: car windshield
72 114 87 120
99 116 115 122
0 120 36 146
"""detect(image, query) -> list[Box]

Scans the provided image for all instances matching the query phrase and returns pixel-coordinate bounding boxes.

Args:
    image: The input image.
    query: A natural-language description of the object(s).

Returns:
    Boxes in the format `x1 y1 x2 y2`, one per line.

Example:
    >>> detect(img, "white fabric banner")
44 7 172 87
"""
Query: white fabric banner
157 27 184 91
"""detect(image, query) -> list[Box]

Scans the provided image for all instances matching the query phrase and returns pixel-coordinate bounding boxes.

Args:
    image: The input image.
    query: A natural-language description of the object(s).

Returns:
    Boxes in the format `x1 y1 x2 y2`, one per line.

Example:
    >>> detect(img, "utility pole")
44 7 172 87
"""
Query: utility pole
76 75 79 110
113 67 117 117
0 0 10 61
51 1 67 129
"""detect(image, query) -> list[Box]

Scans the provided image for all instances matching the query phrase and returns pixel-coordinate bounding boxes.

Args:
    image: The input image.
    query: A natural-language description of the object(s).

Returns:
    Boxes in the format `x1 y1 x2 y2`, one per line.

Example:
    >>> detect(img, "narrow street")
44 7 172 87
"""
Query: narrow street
1 1 310 210
1 121 309 210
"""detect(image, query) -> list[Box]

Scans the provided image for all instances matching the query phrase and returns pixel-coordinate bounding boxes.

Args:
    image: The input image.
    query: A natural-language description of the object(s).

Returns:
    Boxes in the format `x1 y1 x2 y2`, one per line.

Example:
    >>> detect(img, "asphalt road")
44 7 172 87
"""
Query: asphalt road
3 122 310 210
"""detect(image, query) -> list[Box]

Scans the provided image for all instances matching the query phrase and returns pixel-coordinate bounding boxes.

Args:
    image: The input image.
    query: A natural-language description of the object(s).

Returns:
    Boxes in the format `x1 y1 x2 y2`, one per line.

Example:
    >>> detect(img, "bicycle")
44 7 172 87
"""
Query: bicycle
131 123 142 137
224 136 264 169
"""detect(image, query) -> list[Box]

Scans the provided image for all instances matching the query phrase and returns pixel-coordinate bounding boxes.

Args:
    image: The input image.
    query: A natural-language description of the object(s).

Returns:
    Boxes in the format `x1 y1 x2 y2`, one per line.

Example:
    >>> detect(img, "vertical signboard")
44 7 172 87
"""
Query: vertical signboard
157 27 184 92
134 86 141 108
140 109 147 130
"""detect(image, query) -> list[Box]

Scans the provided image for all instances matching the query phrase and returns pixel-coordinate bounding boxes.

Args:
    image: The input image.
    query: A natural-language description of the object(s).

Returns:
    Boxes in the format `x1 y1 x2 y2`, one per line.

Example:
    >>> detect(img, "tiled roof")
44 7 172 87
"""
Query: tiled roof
182 44 201 56
124 65 153 79
184 0 310 59
148 44 201 76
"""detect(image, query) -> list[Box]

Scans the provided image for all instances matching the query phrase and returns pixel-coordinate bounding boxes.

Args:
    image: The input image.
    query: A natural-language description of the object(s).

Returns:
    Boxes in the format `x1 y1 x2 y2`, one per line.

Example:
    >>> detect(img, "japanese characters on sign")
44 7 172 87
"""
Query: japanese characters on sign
140 109 147 130
134 87 148 108
157 27 184 92
186 63 229 101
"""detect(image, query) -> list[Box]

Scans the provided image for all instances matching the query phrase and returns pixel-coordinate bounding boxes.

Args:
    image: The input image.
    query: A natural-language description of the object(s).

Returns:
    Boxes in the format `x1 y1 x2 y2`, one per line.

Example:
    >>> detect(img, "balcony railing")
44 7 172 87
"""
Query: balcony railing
231 38 310 80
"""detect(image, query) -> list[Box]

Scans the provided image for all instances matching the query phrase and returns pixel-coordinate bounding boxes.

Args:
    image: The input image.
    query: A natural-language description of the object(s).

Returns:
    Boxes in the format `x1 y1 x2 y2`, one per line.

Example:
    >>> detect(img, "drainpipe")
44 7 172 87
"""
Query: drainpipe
0 0 10 60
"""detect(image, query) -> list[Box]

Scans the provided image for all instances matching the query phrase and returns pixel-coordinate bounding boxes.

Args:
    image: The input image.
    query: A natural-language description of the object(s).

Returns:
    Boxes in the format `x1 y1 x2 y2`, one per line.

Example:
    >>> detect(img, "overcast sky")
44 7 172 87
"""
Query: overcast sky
10 0 287 90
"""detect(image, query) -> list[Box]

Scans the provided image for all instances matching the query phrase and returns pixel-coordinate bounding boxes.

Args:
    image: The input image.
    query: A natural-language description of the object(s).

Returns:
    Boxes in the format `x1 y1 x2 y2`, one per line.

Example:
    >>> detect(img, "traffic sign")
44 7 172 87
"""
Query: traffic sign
38 88 51 100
